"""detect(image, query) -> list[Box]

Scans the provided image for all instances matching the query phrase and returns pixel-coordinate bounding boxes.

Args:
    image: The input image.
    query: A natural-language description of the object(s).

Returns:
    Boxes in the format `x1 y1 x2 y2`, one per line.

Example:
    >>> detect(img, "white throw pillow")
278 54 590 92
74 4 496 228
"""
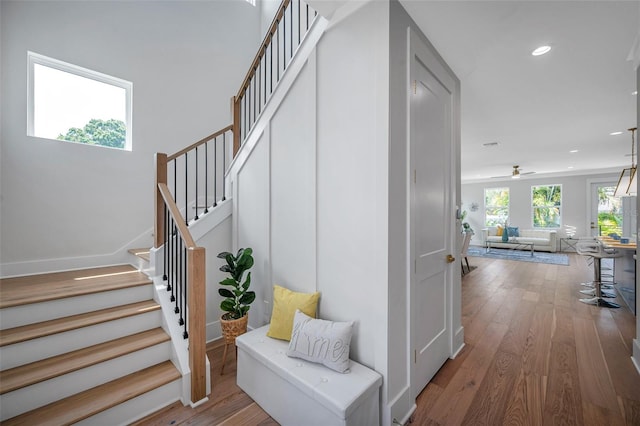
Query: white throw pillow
287 309 354 373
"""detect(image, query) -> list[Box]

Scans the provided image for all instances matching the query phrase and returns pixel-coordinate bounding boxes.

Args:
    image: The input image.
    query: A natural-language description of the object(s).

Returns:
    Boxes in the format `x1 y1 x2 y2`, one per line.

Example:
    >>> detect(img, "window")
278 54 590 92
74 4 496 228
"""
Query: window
532 185 561 228
484 187 509 226
27 52 132 150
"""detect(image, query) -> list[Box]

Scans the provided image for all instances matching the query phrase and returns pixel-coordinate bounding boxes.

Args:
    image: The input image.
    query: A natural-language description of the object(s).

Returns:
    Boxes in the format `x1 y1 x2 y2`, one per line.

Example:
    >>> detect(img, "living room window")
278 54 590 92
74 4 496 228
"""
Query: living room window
27 51 132 150
484 187 509 226
532 184 562 228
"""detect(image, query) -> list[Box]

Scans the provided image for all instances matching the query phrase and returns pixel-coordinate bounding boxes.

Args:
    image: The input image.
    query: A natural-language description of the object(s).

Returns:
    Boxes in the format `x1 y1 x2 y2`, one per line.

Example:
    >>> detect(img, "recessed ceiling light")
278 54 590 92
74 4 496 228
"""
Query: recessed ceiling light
633 91 638 96
568 166 574 169
532 45 551 56
610 131 623 136
569 150 578 153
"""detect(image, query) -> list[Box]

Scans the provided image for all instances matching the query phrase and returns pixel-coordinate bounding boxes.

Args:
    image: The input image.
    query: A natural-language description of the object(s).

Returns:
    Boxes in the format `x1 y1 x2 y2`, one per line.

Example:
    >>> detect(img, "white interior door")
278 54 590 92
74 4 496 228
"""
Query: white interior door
409 29 454 398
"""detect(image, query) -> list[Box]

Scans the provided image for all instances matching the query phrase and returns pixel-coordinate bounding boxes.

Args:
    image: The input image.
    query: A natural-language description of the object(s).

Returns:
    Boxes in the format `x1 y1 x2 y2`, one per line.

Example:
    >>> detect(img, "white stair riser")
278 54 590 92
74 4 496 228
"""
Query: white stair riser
0 342 172 421
0 285 153 330
0 311 161 370
75 379 182 426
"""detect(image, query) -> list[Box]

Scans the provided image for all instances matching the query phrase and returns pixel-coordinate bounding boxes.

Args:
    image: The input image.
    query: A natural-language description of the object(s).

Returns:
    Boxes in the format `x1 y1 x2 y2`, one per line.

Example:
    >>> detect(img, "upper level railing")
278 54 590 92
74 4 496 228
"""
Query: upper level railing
152 0 319 404
232 0 318 154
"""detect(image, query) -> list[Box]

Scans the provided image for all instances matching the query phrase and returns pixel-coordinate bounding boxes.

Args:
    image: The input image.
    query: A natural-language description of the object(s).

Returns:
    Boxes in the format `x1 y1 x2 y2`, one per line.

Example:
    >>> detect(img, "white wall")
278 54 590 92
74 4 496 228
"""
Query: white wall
232 2 463 424
461 172 621 246
0 0 261 276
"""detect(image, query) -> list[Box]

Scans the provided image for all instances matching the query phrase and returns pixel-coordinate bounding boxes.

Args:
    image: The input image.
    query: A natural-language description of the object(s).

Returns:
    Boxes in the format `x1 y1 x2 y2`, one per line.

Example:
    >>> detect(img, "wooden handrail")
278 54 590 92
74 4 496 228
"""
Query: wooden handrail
158 184 196 248
235 0 291 99
167 124 233 162
157 182 206 403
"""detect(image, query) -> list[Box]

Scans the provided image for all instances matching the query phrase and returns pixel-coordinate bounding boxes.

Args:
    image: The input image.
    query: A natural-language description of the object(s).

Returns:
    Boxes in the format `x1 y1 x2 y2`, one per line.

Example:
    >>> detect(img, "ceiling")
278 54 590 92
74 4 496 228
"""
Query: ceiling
398 0 639 184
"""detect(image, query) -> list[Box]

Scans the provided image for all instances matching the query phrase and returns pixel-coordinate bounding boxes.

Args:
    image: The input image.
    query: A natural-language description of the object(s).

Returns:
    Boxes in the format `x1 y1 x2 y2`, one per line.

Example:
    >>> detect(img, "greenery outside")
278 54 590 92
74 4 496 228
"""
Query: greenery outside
57 118 126 149
532 185 561 228
484 187 509 226
597 186 622 235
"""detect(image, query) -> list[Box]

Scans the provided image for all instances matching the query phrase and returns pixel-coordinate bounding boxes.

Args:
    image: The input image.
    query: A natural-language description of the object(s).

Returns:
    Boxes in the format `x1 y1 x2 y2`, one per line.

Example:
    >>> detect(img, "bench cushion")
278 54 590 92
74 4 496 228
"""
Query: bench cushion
236 325 382 422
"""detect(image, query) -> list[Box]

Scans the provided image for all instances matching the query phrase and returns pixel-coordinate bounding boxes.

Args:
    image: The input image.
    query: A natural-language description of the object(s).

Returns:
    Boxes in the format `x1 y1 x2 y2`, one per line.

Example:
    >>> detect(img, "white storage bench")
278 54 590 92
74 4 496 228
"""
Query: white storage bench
236 325 382 426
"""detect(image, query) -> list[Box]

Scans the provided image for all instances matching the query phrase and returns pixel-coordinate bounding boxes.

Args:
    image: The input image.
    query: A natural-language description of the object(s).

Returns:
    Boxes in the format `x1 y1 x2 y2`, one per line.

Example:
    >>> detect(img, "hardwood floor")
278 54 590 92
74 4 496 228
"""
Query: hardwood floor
135 253 639 425
416 253 640 426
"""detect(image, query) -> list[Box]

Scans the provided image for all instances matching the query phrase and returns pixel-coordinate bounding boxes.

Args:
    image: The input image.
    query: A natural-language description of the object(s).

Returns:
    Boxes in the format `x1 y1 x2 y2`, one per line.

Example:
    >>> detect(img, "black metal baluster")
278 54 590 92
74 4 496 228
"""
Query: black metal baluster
283 7 286 66
182 245 188 339
258 62 262 115
263 52 267 106
290 0 293 58
204 142 209 214
194 146 199 220
163 205 169 282
298 0 301 46
213 136 218 207
242 93 246 141
270 33 273 94
306 4 309 31
170 220 176 302
222 132 226 201
277 24 280 82
184 153 188 225
252 71 256 125
173 160 177 202
175 235 180 314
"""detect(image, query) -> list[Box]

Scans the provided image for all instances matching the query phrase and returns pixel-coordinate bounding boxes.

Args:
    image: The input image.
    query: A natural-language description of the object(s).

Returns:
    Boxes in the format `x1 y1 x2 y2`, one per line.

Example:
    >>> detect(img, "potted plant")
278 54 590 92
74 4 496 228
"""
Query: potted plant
217 248 255 374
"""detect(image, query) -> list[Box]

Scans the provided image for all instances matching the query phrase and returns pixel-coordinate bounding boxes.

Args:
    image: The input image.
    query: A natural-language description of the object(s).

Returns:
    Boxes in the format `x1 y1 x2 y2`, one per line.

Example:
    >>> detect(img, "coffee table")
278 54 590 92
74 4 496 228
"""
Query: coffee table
486 239 534 256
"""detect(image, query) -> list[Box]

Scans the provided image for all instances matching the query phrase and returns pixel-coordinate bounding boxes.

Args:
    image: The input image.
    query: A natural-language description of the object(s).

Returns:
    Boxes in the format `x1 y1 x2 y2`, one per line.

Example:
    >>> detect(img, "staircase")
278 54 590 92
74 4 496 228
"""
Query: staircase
0 264 182 425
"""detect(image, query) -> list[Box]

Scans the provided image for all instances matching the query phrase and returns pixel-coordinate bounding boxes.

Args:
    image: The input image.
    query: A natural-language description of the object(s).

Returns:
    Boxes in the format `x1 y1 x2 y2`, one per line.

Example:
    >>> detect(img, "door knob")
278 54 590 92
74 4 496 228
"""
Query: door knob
446 254 456 263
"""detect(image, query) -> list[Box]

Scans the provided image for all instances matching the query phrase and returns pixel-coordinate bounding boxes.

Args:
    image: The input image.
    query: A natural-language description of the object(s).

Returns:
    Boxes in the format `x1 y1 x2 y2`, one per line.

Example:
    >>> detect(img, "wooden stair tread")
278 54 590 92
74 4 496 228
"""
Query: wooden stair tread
0 328 170 394
0 300 160 347
2 361 181 426
0 265 152 308
128 248 151 262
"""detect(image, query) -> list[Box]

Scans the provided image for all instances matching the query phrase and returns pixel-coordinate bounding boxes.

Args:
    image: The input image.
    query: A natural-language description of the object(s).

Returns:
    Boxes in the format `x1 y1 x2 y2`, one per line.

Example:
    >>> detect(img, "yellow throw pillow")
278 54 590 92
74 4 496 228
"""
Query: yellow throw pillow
267 285 320 341
496 225 503 236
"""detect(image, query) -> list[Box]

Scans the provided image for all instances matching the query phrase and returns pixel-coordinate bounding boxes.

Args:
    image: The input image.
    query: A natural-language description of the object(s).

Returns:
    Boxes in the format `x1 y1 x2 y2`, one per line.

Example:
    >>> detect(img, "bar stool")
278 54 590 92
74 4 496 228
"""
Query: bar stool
576 240 621 308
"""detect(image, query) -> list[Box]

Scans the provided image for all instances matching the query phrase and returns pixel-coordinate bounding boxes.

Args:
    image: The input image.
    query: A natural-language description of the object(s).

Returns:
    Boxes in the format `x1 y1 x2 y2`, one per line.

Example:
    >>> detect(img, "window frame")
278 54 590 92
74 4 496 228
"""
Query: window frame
27 51 133 151
531 184 562 229
484 187 510 227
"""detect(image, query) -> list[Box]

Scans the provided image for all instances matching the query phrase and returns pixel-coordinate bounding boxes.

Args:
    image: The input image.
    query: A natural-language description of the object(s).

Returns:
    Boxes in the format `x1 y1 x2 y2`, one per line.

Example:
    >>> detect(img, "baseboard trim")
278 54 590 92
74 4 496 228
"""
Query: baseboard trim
0 227 154 278
632 338 640 375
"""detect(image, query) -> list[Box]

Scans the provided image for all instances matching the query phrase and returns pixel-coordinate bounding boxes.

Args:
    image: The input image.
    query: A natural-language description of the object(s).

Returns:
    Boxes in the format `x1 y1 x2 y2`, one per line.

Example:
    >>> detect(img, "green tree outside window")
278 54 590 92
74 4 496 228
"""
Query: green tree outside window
58 118 126 149
484 187 509 226
532 185 561 228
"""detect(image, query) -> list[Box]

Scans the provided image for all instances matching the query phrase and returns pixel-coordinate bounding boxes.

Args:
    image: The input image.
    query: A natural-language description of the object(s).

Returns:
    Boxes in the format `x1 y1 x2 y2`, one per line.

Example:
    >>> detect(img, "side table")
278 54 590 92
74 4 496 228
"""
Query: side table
560 237 579 252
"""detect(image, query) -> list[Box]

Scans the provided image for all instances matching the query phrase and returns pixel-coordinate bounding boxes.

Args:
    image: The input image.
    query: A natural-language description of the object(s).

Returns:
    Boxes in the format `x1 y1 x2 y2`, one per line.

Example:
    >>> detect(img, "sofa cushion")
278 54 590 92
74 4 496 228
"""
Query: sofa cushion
506 226 519 237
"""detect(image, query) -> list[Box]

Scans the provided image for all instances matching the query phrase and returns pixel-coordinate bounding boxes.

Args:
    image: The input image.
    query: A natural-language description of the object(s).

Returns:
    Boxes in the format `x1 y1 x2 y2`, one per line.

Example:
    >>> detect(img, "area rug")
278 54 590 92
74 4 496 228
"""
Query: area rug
467 246 570 266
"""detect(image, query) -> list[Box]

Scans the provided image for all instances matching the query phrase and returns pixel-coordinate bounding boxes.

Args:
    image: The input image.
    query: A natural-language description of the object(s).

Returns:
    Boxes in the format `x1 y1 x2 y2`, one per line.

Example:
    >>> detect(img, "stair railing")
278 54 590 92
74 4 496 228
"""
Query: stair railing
156 183 206 403
152 0 319 404
232 0 318 154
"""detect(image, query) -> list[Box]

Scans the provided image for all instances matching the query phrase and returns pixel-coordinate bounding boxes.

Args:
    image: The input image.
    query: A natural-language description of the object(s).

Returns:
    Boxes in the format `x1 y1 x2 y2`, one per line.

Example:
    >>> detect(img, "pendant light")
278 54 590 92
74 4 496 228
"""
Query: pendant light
614 127 637 197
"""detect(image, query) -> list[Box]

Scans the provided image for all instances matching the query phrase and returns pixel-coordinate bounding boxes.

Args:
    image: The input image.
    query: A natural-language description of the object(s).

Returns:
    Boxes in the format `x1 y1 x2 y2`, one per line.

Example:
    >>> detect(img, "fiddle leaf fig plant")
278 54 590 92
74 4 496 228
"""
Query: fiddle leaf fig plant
217 248 256 320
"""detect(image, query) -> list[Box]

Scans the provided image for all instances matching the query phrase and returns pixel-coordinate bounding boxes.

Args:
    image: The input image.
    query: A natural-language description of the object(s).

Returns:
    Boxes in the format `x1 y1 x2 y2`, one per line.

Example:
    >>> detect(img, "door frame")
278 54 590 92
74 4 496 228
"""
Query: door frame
407 27 460 399
586 177 619 237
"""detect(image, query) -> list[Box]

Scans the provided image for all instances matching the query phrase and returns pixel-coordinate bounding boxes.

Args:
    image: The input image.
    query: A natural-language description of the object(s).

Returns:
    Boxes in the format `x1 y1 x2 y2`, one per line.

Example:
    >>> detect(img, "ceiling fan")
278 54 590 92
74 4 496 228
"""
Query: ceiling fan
491 165 535 179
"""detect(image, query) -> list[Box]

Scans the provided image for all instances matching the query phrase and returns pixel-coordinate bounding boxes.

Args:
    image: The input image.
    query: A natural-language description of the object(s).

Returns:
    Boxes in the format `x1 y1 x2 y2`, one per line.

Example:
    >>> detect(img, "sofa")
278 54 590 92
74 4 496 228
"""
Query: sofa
481 227 557 252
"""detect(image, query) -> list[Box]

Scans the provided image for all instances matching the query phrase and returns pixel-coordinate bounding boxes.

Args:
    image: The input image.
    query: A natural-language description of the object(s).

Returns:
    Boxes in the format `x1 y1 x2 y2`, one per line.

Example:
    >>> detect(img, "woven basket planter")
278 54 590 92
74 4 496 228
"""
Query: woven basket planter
220 313 248 345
